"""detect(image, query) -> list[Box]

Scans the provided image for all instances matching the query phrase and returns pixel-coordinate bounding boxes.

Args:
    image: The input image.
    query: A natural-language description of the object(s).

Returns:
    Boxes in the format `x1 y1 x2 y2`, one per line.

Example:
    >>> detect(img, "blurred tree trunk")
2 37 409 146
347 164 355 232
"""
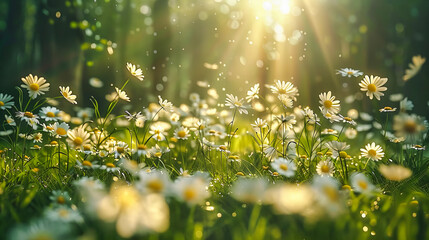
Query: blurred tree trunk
151 0 171 98
33 0 84 110
0 0 26 93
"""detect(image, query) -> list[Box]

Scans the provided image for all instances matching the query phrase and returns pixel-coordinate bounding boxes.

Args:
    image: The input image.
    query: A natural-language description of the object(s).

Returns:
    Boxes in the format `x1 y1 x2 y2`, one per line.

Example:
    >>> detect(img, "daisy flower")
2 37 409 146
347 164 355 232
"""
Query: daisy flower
39 106 61 121
319 91 340 114
32 132 43 143
5 115 16 126
399 97 414 112
126 62 144 81
158 96 174 112
316 160 335 176
270 80 299 101
115 87 130 102
59 86 77 104
393 113 427 140
350 173 375 195
359 75 388 100
225 94 248 114
100 162 120 172
173 173 211 206
77 108 94 120
8 219 71 240
135 144 148 157
114 141 129 159
246 83 260 102
251 118 268 130
312 176 345 218
16 112 39 122
44 206 83 223
278 94 294 108
53 122 70 138
67 125 90 149
379 106 397 113
323 112 342 123
360 142 384 161
21 74 50 99
326 141 350 154
379 164 412 181
231 178 269 203
174 126 190 140
0 93 14 110
271 157 296 177
403 55 425 81
50 190 71 205
150 125 167 141
124 111 143 121
336 68 363 78
137 169 171 195
149 144 170 158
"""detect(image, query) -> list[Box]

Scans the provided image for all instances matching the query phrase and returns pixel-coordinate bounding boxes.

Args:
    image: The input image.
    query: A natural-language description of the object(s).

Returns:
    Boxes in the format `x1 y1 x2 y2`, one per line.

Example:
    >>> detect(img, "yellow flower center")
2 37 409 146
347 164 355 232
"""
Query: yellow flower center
323 186 338 201
32 233 53 240
0 101 4 106
137 144 147 150
278 89 287 94
58 209 69 218
32 168 39 173
184 188 196 201
177 130 187 138
323 100 333 108
219 145 227 151
106 163 115 168
147 180 163 192
367 84 377 92
82 160 92 167
368 149 377 157
57 196 65 204
46 112 55 118
29 83 40 91
50 141 58 145
83 144 91 151
236 172 245 176
358 180 368 190
62 91 68 97
155 152 162 157
344 117 352 121
24 112 34 118
404 120 417 133
321 165 330 173
347 71 353 75
56 127 67 136
384 107 392 110
279 163 288 171
46 126 54 131
339 151 348 158
209 130 216 134
116 147 125 153
73 137 83 146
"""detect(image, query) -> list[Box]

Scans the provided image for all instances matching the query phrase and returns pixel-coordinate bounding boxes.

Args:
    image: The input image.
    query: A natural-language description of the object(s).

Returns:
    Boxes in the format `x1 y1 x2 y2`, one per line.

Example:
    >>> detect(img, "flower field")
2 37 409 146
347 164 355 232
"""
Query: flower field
0 62 428 239
1 0 429 239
